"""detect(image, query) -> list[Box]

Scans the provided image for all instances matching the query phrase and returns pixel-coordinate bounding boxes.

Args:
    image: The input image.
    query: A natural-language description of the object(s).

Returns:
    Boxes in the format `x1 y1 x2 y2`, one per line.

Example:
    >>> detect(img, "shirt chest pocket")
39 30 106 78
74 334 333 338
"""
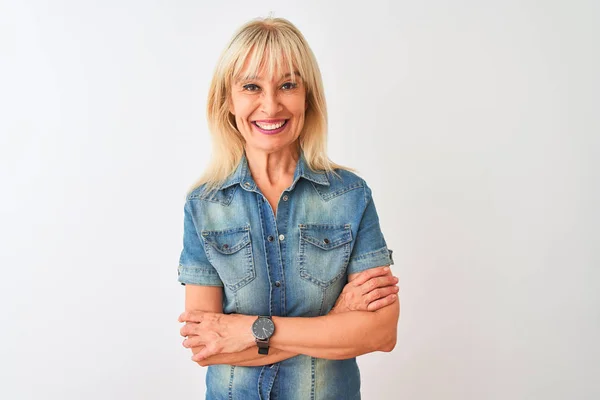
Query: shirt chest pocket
298 224 353 288
201 226 256 291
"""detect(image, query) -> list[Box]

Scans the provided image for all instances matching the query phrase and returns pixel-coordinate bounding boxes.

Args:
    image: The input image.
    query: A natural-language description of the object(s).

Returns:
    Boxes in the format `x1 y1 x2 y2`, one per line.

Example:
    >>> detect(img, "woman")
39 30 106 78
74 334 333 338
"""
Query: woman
177 17 399 399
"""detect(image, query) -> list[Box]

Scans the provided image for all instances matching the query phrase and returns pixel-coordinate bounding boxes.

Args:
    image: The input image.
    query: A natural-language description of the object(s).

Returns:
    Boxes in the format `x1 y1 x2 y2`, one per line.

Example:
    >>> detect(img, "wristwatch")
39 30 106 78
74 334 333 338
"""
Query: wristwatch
252 316 275 355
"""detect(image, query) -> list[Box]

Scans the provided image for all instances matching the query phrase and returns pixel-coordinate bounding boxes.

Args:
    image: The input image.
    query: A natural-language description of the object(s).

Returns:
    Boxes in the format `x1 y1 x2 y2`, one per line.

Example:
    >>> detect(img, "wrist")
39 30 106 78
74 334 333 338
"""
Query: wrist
244 315 258 349
251 315 275 355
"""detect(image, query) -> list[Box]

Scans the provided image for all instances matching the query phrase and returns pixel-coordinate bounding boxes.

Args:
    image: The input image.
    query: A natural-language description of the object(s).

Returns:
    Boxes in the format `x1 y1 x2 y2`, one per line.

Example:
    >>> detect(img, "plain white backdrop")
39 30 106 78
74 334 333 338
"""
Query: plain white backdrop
1 0 598 399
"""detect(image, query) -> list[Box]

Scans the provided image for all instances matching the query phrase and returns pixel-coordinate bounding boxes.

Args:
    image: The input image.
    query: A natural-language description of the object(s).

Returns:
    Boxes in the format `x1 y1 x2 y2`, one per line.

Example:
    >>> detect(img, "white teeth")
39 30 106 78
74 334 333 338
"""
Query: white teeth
255 120 286 130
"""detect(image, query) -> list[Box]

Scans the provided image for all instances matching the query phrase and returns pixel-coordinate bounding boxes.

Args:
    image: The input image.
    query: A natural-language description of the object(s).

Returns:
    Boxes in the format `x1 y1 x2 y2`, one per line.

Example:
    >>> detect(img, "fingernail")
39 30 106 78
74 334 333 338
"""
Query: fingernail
383 267 389 271
394 277 399 282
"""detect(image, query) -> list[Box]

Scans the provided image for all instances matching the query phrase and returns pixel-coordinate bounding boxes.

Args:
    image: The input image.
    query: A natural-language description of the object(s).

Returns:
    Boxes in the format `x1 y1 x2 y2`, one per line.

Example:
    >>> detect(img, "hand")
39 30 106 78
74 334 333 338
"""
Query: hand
179 311 256 361
330 266 399 314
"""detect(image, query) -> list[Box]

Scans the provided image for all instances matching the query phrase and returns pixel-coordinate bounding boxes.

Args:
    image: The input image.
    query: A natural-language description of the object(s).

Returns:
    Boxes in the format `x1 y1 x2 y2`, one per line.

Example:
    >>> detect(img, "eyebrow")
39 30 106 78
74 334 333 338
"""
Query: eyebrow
236 71 302 83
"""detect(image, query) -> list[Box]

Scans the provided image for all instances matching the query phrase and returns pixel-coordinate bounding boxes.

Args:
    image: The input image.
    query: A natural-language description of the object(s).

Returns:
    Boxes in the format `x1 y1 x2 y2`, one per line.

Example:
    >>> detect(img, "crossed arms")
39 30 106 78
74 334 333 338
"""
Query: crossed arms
178 266 400 367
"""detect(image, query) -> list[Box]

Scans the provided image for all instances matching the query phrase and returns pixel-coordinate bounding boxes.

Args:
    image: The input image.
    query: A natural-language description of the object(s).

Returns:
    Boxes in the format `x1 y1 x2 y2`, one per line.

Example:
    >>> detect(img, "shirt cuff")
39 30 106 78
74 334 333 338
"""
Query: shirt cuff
347 247 394 275
177 264 224 286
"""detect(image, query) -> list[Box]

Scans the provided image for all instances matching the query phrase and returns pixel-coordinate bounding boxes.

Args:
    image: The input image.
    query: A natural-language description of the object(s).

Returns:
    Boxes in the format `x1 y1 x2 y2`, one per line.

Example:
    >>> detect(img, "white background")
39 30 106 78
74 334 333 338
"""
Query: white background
1 0 598 399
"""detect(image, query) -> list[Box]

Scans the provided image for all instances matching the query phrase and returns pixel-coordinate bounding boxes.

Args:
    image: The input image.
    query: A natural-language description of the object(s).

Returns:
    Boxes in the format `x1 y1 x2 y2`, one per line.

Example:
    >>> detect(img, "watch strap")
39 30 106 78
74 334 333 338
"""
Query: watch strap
257 339 269 355
254 316 272 355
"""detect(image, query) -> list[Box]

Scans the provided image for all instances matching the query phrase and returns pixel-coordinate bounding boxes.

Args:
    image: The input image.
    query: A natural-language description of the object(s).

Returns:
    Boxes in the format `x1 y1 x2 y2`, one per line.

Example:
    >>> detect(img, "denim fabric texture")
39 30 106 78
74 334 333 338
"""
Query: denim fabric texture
178 152 394 400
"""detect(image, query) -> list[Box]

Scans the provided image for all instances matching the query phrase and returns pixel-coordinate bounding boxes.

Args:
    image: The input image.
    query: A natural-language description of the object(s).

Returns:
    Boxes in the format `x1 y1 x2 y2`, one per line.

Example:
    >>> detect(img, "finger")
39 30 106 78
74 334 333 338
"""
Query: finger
179 311 207 323
366 285 399 304
183 333 211 348
367 293 398 311
192 350 207 362
180 322 201 337
192 343 220 361
352 266 391 286
360 275 398 295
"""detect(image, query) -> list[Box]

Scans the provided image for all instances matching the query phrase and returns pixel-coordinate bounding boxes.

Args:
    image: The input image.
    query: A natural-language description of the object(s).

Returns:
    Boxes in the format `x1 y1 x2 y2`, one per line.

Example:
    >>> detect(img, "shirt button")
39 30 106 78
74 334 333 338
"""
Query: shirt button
267 235 274 242
279 234 285 241
244 182 251 187
282 195 289 201
275 281 281 287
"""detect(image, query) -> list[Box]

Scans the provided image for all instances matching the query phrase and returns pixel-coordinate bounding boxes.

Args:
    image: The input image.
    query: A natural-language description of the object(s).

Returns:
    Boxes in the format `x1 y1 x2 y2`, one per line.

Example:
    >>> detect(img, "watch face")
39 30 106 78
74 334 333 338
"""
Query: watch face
252 317 275 340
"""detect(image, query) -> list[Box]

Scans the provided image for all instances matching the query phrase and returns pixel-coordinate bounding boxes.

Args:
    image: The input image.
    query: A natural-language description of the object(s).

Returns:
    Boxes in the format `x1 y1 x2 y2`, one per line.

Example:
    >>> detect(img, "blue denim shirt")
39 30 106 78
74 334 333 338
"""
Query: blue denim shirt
178 152 394 400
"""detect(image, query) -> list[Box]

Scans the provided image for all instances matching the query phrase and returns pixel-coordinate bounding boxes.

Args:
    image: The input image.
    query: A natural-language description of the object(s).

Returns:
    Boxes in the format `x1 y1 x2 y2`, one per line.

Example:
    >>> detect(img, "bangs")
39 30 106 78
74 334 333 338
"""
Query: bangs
230 27 307 85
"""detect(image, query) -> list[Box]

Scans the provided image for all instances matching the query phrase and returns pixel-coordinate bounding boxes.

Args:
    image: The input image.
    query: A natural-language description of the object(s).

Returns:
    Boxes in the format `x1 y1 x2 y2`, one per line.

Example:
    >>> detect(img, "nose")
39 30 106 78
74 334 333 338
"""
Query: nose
260 90 283 116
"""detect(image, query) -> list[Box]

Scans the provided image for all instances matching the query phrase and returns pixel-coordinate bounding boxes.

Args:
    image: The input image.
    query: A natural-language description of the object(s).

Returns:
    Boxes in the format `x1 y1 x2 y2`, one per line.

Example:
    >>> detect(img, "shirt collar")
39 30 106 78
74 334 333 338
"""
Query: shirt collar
219 151 330 191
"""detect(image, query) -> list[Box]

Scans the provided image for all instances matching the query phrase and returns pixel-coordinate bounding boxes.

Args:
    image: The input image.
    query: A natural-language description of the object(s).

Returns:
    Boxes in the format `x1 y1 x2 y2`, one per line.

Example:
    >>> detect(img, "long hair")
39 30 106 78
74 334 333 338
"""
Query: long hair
192 17 353 193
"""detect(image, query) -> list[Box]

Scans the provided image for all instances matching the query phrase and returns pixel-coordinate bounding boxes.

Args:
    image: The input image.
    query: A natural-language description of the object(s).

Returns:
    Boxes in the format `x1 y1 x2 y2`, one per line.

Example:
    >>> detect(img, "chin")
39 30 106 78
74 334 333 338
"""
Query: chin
246 139 298 155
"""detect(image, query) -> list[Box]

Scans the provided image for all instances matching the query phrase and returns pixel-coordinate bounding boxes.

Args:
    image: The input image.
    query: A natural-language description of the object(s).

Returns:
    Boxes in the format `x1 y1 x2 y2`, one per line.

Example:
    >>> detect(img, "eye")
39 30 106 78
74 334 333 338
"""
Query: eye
281 82 298 90
242 84 260 92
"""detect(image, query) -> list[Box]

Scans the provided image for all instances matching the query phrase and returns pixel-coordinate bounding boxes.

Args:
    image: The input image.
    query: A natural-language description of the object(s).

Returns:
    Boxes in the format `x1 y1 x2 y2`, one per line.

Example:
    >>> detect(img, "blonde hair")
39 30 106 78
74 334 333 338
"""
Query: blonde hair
192 16 353 193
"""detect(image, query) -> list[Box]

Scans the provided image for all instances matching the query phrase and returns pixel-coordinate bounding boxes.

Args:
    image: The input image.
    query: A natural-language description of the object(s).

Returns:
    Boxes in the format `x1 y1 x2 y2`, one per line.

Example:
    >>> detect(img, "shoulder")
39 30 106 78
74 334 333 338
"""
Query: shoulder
186 183 210 201
185 182 237 206
329 168 366 186
314 168 372 202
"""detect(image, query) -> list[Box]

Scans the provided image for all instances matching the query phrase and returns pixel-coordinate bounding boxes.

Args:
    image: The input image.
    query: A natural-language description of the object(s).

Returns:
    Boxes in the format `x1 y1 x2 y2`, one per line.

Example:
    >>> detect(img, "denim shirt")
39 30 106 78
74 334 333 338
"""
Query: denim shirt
178 152 394 400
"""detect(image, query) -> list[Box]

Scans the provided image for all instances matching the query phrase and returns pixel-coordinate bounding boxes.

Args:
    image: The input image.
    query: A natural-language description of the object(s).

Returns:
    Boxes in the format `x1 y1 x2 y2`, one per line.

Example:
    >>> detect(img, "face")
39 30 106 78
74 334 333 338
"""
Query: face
229 61 307 156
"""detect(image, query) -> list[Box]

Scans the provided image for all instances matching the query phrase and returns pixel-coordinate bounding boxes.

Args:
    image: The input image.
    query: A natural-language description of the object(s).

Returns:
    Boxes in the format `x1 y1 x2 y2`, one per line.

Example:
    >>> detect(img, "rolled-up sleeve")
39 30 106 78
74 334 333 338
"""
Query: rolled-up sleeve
346 182 394 275
177 200 223 286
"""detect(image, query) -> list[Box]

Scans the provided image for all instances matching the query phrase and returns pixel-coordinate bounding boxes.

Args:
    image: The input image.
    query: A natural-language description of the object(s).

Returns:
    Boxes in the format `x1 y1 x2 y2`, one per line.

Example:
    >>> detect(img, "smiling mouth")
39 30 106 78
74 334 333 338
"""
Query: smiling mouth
251 119 289 134
252 120 288 130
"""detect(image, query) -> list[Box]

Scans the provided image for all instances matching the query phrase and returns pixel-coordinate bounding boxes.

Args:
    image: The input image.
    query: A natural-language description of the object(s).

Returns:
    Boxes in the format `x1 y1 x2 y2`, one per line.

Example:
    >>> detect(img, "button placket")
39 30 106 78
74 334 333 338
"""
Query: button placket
255 190 286 317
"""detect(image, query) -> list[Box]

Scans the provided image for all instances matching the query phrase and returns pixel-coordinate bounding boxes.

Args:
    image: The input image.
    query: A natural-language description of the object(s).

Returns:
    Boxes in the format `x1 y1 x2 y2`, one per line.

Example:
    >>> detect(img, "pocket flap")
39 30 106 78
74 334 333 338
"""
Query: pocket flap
299 224 353 250
202 228 251 255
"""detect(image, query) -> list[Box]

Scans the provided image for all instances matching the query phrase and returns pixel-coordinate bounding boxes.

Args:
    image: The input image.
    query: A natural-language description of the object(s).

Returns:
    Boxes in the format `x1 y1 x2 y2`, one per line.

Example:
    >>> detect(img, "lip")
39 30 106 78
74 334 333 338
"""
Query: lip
252 119 289 135
253 119 288 124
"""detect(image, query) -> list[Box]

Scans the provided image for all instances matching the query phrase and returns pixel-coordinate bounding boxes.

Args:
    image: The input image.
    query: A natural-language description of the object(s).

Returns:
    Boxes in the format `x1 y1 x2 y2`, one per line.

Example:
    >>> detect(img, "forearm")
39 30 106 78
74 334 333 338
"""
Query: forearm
180 273 400 363
192 345 298 367
270 299 399 359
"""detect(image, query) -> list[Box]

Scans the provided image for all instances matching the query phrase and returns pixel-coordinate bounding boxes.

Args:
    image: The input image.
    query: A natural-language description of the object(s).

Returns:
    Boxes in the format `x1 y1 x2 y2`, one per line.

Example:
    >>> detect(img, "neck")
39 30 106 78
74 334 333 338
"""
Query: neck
245 146 299 187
